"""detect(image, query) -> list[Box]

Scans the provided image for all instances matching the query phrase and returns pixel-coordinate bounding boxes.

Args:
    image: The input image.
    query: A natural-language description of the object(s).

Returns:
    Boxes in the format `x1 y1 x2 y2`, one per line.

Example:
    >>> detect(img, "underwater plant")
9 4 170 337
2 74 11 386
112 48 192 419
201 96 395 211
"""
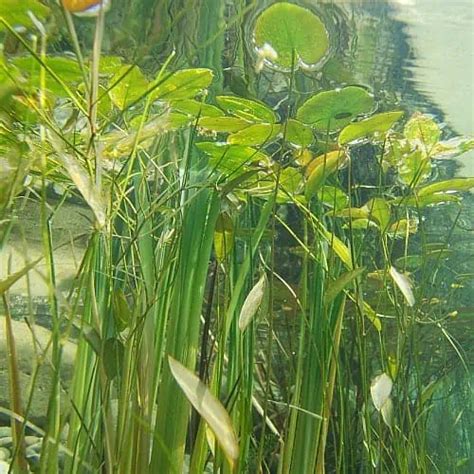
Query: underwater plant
0 1 473 473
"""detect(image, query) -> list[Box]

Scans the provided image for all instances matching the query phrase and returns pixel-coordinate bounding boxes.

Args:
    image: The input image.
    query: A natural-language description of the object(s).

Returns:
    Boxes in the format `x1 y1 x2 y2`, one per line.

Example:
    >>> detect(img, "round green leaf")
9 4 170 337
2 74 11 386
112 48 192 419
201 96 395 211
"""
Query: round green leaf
297 86 374 132
404 112 441 149
253 2 329 70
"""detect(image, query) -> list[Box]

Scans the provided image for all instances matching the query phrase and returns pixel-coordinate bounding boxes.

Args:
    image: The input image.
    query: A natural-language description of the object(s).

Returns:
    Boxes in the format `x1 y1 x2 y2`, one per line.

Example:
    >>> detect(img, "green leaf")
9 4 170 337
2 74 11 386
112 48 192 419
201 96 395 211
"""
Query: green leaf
404 112 441 149
214 213 234 262
363 197 391 230
112 289 132 332
13 56 83 96
318 186 349 210
0 0 49 31
417 178 474 196
196 142 269 174
228 123 279 146
362 301 382 331
297 86 374 132
284 119 314 147
109 65 149 110
239 274 267 331
151 68 213 101
402 192 461 207
171 99 224 118
253 2 329 70
338 111 404 145
324 267 365 306
0 256 43 295
168 356 239 469
103 338 124 380
216 96 277 123
198 116 251 133
398 149 431 187
305 151 347 200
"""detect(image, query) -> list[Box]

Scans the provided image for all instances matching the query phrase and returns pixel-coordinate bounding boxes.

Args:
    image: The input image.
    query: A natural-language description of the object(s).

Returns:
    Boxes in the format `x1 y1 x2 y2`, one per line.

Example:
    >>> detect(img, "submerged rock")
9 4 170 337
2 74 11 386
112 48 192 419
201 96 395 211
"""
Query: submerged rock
0 317 76 428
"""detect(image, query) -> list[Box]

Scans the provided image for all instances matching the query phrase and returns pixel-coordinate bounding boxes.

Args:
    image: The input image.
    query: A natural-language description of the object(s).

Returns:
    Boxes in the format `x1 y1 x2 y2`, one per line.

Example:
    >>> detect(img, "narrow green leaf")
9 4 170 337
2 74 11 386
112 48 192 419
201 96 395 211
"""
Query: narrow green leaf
168 357 239 468
214 213 234 262
0 256 43 295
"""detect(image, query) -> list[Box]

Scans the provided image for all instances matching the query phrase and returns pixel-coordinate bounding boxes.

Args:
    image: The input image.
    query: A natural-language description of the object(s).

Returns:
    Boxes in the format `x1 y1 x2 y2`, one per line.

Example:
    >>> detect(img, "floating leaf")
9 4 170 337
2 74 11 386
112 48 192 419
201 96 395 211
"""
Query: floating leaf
151 68 213 101
389 266 415 307
417 178 474 196
171 99 224 118
109 65 149 110
305 151 347 200
198 116 251 133
338 111 404 145
228 123 279 146
370 373 393 411
214 213 234 262
404 112 440 149
253 2 329 70
168 356 239 468
197 142 269 174
0 0 50 31
284 119 314 147
324 267 365 306
239 274 267 331
216 96 277 123
297 87 374 132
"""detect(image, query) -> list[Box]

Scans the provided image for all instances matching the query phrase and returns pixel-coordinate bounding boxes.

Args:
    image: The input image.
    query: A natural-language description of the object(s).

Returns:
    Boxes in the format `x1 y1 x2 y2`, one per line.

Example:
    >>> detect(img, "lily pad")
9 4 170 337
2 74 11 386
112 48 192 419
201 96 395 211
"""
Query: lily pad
284 119 314 147
253 2 329 70
338 111 404 145
228 123 279 146
305 151 347 200
198 117 251 133
171 99 224 118
297 86 374 132
216 96 277 123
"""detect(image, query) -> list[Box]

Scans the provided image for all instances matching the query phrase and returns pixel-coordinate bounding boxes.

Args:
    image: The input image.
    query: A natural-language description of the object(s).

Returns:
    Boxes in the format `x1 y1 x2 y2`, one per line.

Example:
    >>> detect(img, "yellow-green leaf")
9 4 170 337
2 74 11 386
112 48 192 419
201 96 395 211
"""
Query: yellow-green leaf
168 356 239 468
216 96 277 123
228 123 279 146
239 274 267 331
214 213 234 262
338 111 404 145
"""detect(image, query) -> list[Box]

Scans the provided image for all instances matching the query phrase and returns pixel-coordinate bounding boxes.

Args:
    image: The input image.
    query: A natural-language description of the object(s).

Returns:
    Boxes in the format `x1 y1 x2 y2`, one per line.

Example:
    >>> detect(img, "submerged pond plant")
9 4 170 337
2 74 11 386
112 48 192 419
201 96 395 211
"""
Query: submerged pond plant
0 1 473 473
